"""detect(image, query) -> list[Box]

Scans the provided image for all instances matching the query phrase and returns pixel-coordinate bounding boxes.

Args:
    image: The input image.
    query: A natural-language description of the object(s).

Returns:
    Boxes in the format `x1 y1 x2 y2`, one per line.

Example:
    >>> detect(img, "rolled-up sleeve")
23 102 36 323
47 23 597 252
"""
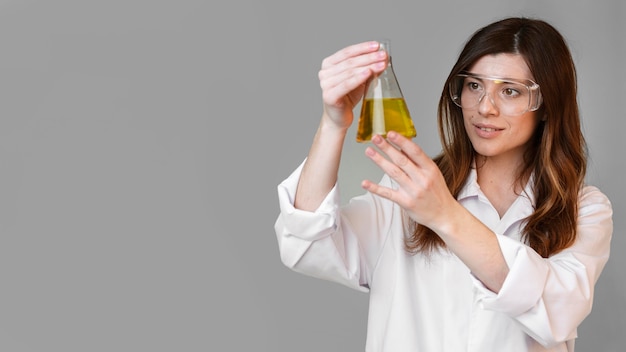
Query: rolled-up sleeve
274 161 395 292
472 185 613 347
275 162 340 269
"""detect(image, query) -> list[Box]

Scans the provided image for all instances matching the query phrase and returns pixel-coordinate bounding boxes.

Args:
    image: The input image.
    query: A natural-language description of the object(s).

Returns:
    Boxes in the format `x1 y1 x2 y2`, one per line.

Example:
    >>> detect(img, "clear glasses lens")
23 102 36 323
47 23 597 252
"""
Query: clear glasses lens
449 74 541 116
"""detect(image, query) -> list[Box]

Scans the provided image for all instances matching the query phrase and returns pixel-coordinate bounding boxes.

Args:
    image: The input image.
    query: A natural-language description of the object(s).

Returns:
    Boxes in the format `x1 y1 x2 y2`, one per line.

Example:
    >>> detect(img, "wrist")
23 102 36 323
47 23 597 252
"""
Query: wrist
431 202 470 238
319 114 350 139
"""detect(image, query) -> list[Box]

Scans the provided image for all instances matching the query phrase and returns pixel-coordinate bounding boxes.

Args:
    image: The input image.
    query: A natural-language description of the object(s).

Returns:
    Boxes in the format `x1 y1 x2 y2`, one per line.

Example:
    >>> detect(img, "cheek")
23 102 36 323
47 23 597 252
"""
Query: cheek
508 117 540 140
462 113 474 130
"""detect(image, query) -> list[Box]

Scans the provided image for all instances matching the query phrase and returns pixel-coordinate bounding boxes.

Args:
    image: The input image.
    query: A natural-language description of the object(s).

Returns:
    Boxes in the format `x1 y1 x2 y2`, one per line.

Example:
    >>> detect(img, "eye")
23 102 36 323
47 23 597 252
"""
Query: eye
502 87 521 97
467 81 482 91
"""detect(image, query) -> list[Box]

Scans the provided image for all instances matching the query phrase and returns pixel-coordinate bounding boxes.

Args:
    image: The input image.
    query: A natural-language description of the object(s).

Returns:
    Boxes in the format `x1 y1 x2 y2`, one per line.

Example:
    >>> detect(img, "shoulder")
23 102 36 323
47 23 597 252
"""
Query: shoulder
578 185 613 223
579 185 612 208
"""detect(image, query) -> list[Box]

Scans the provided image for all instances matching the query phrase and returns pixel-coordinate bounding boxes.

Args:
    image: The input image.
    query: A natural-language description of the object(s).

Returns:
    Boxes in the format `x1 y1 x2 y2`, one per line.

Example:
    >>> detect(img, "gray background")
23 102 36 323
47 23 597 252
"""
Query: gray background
0 0 623 351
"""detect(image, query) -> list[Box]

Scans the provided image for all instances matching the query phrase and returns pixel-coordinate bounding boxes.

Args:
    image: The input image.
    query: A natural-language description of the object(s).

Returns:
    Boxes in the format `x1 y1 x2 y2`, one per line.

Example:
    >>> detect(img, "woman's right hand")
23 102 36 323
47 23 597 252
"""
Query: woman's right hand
318 41 388 130
295 42 387 211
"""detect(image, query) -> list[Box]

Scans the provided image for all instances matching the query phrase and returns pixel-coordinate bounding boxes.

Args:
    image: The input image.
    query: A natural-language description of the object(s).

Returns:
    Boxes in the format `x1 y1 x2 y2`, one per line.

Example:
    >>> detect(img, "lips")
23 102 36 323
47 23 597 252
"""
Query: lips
473 123 504 137
475 123 503 131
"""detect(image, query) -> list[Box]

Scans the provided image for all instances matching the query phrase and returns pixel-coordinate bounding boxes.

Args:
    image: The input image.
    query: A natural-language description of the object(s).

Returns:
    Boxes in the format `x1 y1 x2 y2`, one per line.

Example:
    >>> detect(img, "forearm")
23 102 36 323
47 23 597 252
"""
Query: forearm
435 203 509 293
295 117 349 211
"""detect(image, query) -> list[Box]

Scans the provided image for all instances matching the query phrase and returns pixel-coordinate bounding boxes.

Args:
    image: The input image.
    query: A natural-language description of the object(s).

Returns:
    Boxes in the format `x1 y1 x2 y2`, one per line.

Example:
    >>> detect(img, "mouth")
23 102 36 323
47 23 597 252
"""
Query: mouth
478 126 502 132
473 123 504 138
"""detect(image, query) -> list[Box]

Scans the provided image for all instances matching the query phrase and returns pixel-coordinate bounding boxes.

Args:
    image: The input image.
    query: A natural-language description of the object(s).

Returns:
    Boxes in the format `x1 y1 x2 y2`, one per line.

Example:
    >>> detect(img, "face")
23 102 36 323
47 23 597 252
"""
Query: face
461 54 541 164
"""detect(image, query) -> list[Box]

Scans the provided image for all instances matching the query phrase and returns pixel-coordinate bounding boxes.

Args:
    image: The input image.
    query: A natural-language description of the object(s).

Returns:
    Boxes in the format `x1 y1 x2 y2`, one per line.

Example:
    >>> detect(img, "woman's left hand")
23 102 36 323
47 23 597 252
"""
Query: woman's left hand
364 131 509 292
361 131 458 234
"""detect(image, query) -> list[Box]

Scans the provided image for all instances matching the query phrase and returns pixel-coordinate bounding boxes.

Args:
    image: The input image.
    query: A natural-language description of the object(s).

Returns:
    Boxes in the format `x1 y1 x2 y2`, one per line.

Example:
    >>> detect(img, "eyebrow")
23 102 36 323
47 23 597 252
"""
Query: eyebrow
464 72 535 85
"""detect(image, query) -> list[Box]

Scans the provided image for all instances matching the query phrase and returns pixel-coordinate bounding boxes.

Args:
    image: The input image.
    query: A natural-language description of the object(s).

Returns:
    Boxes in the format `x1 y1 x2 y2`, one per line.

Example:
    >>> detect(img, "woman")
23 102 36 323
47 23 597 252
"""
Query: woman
274 17 612 351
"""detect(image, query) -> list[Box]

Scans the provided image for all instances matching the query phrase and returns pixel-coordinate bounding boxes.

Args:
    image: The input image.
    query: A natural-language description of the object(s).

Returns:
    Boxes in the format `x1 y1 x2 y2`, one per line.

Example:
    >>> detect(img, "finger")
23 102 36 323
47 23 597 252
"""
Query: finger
364 142 413 187
361 179 399 203
320 49 387 79
320 67 373 105
385 131 432 169
370 134 419 180
321 41 381 69
319 50 387 91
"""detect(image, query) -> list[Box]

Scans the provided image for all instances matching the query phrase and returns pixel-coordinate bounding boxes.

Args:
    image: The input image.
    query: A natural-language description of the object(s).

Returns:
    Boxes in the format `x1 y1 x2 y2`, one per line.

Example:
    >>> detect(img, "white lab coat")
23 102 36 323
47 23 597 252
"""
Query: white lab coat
274 160 613 351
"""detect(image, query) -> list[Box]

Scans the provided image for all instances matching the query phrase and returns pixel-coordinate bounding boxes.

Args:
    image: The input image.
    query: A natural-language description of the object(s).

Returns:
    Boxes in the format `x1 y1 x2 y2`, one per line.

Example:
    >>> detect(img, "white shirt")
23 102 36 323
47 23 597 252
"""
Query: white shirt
274 160 613 352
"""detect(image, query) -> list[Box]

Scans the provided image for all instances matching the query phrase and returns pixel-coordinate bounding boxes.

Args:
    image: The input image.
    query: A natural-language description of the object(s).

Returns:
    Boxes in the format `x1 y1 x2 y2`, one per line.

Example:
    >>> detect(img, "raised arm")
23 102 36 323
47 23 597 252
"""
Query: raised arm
295 41 388 211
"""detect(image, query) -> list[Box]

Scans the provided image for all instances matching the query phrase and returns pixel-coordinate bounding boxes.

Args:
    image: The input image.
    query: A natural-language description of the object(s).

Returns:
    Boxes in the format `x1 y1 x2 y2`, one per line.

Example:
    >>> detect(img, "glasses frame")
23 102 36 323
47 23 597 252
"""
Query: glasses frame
449 72 543 116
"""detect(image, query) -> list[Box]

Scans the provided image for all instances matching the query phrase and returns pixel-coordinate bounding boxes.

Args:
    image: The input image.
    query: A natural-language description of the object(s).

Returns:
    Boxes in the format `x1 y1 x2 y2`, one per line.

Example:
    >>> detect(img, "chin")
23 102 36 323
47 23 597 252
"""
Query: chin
470 144 498 158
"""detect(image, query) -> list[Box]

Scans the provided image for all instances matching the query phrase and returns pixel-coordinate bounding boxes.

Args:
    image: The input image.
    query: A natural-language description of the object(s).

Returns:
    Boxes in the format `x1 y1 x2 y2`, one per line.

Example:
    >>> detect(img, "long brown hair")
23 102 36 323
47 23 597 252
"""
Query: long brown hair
406 17 586 258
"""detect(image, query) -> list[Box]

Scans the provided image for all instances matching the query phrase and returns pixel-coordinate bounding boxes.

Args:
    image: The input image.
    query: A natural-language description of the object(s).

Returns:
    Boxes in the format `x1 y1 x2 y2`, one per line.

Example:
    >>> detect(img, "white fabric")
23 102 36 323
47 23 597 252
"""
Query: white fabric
274 160 613 352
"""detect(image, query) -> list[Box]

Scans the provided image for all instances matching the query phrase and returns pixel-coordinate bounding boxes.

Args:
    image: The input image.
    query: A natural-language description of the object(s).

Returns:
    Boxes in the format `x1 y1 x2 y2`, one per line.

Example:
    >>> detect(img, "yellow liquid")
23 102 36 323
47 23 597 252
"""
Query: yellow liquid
356 97 417 142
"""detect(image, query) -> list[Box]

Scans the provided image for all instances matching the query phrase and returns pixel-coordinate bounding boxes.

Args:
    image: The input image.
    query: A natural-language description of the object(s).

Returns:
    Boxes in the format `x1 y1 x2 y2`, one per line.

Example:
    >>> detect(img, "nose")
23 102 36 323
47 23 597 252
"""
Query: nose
477 91 499 116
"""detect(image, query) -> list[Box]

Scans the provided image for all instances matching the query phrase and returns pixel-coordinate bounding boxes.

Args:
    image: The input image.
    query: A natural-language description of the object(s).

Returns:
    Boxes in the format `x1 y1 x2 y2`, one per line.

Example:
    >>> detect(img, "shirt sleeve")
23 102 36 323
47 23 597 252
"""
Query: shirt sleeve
472 185 613 347
273 160 396 292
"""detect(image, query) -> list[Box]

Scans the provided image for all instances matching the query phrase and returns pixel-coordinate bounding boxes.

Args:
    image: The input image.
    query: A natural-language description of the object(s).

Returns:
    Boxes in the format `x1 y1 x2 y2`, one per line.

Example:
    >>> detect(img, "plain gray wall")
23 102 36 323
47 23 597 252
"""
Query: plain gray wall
0 0 623 351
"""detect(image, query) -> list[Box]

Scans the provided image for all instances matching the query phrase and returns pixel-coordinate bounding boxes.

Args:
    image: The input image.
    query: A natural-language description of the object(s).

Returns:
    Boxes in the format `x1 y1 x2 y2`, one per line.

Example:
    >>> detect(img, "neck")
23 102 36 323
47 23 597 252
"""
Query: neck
475 153 528 196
